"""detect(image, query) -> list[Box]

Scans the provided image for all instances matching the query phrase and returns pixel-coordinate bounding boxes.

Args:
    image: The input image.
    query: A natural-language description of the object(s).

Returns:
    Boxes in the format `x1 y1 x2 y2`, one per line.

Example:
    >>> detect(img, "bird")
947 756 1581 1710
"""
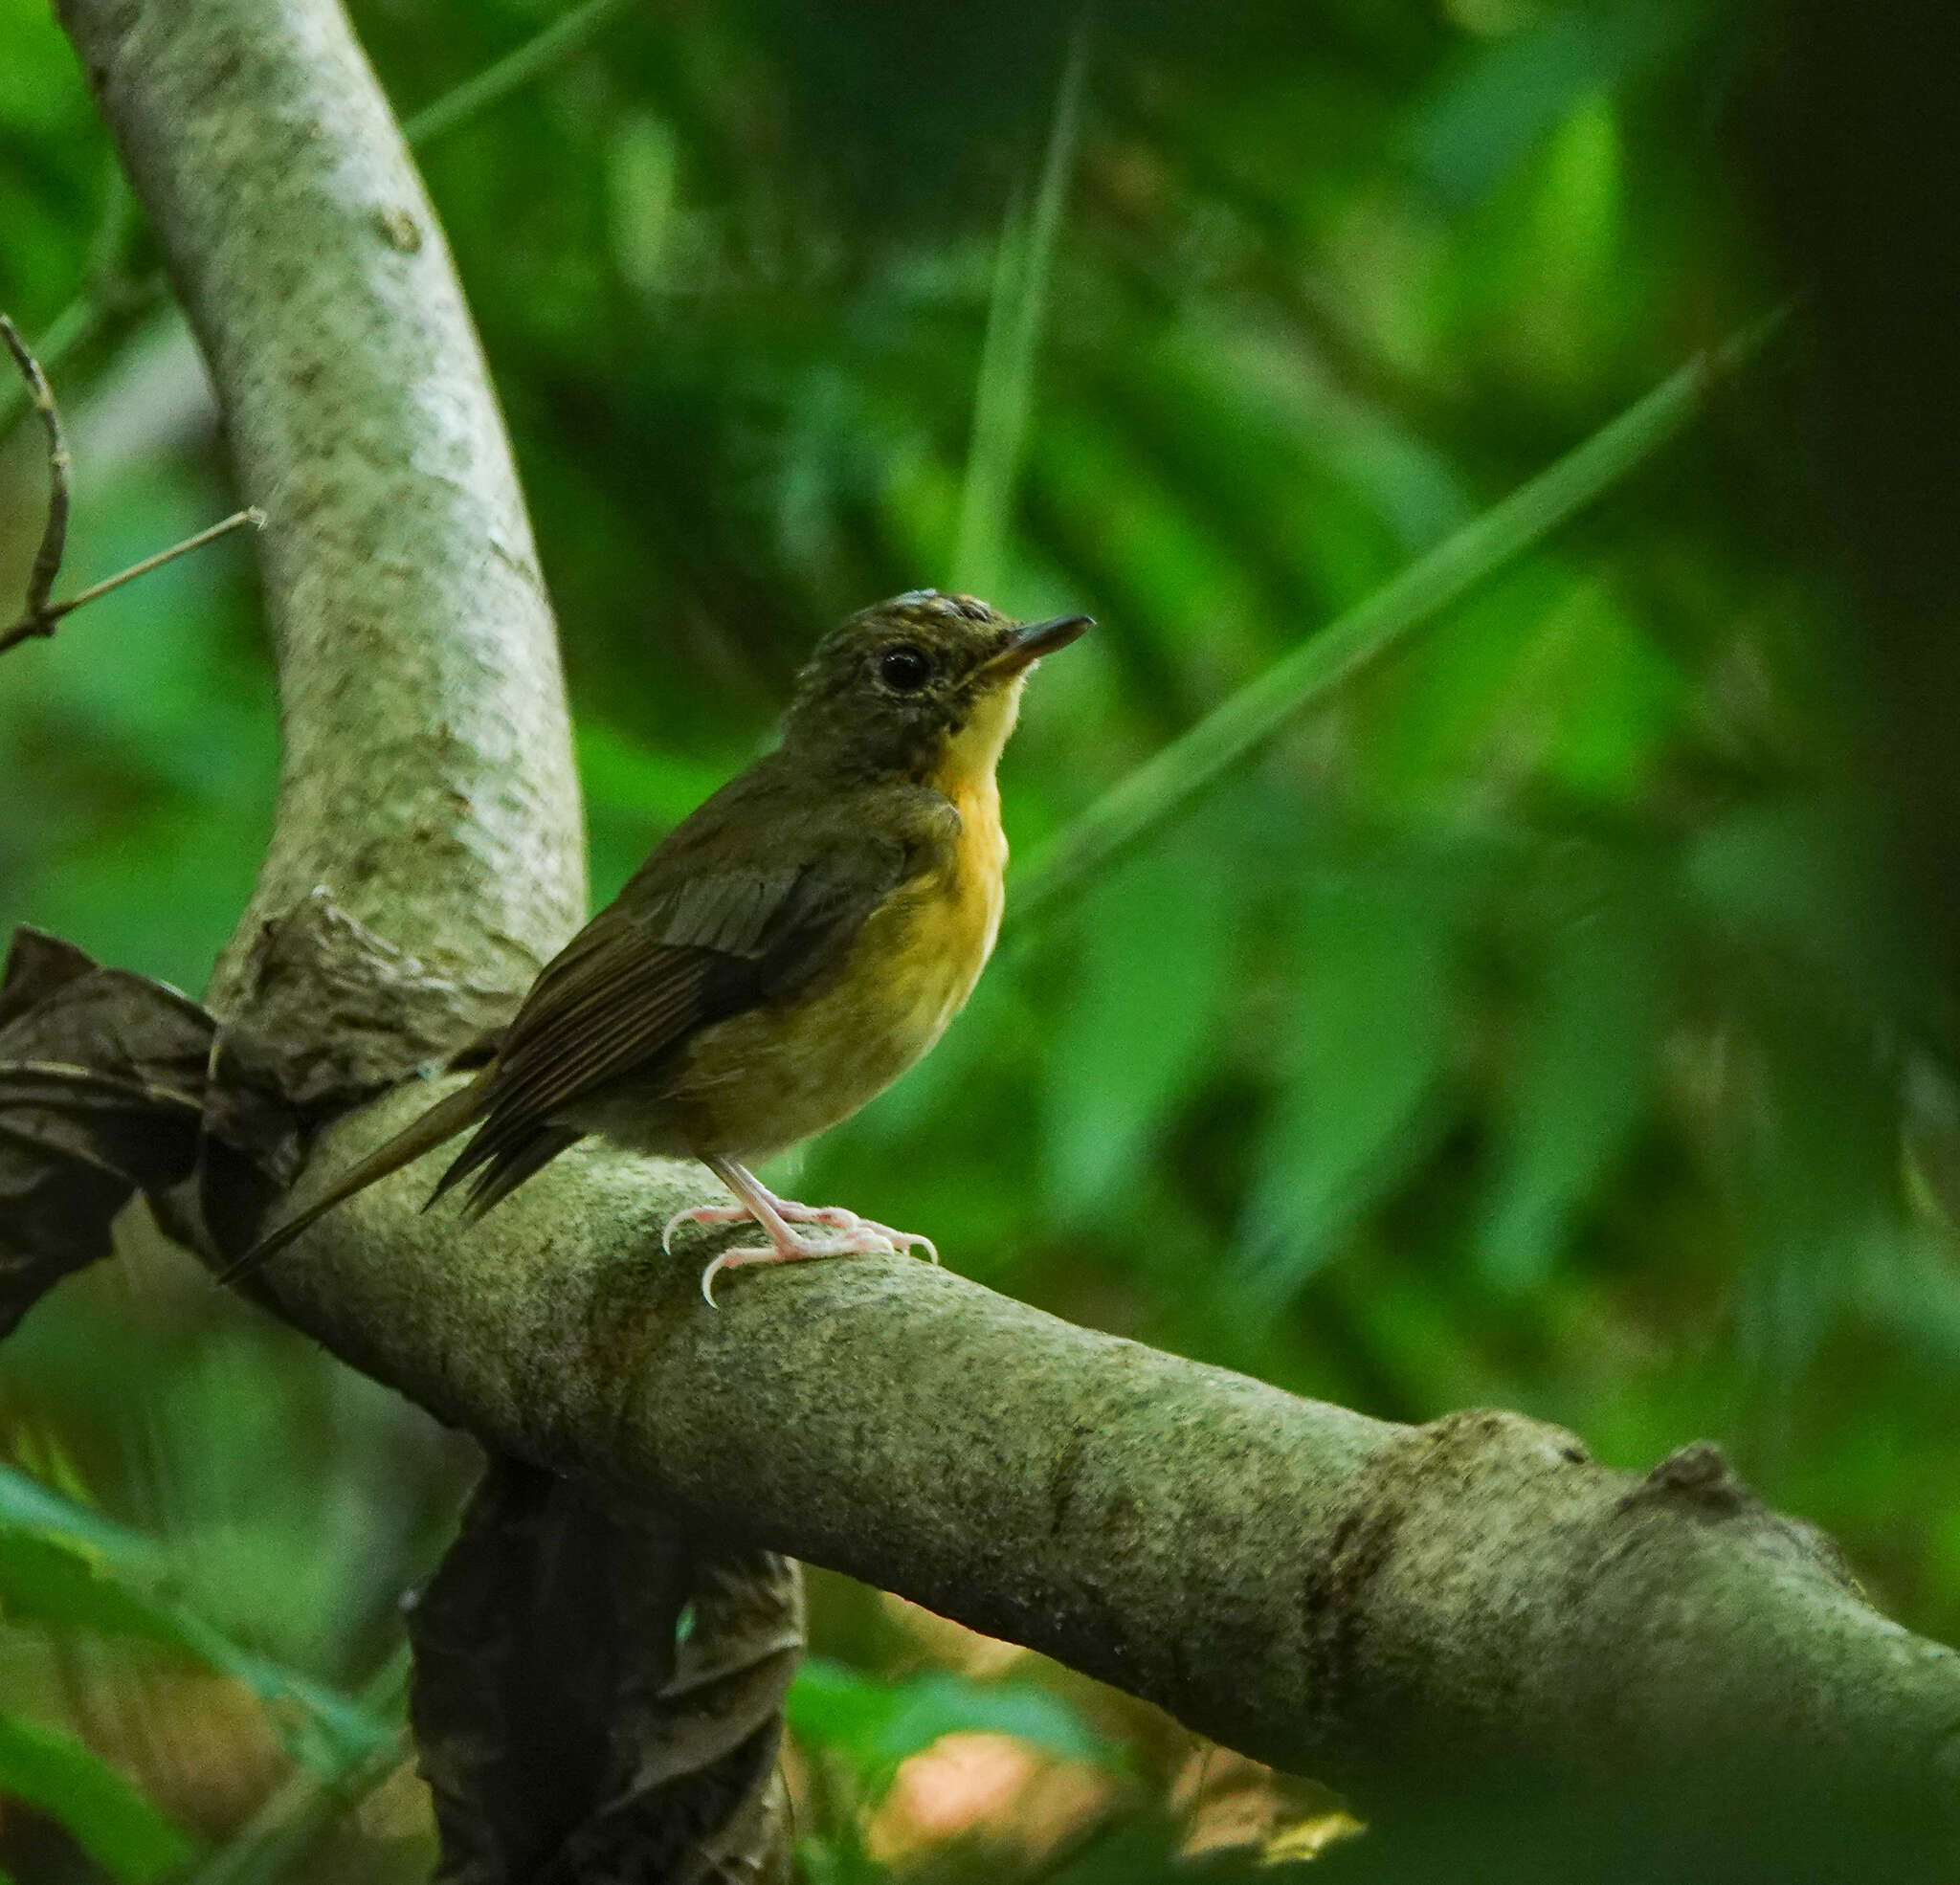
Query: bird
222 590 1090 1303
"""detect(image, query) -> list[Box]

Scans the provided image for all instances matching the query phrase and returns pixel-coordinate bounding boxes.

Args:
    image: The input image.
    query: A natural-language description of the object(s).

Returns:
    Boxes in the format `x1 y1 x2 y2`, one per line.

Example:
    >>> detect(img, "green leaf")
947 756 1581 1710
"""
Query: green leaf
1477 874 1668 1291
1685 796 1893 989
607 110 680 296
0 1711 195 1885
400 0 635 151
0 1464 392 1772
1359 566 1683 809
786 1659 1113 1790
0 1531 189 1651
0 1458 155 1563
1240 859 1464 1298
1410 0 1697 207
1041 820 1236 1218
1012 313 1785 932
1729 986 1904 1384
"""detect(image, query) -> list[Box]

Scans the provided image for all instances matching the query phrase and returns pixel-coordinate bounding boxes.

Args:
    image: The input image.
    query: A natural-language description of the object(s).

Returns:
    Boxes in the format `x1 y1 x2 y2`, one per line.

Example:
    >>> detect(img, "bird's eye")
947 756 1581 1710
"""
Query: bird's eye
878 644 932 692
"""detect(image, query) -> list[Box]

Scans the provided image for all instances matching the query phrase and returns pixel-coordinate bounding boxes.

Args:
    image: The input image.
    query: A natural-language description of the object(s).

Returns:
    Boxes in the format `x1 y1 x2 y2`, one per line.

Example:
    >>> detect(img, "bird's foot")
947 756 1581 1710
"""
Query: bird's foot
696 1221 909 1306
664 1186 938 1306
807 1205 940 1265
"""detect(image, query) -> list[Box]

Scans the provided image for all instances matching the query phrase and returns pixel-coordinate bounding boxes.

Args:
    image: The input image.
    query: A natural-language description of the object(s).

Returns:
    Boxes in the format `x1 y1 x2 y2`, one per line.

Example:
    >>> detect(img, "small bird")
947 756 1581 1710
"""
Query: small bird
224 590 1089 1302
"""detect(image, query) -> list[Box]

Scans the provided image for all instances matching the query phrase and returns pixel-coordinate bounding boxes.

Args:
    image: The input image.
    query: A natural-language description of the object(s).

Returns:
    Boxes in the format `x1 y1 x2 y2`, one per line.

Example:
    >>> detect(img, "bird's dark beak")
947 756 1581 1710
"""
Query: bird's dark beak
979 613 1093 680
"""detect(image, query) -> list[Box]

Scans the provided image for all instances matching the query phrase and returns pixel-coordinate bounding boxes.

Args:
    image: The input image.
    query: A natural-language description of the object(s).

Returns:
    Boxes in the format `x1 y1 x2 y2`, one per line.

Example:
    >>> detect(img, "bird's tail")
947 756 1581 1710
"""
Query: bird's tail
217 1074 491 1284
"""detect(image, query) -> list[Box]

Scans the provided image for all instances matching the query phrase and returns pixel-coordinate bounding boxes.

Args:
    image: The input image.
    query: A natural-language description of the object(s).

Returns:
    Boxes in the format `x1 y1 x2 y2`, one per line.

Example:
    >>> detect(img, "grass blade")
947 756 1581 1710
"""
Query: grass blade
1010 311 1786 929
402 0 636 149
181 1651 411 1885
952 23 1089 598
0 1713 195 1884
0 1464 391 1771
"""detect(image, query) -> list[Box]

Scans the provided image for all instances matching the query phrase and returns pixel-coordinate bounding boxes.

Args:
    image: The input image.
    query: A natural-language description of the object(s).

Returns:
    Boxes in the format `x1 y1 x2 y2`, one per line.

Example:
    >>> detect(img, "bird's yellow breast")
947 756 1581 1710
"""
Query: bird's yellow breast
658 681 1020 1160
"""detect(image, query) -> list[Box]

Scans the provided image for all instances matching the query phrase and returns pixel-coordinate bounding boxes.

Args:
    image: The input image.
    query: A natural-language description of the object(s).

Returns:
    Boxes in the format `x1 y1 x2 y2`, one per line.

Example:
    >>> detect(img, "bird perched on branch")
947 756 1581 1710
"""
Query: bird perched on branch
224 590 1090 1302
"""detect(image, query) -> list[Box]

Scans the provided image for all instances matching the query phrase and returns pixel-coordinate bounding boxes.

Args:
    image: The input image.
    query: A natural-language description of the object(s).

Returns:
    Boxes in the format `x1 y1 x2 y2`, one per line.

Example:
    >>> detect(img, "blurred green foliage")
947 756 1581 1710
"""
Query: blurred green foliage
3 0 1955 1877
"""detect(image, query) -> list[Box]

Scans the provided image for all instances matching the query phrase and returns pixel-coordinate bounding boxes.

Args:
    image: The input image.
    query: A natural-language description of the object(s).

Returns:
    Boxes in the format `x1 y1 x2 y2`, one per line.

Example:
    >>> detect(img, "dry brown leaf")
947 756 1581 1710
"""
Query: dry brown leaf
192 890 521 1254
0 926 212 1331
409 1458 800 1885
3 911 803 1884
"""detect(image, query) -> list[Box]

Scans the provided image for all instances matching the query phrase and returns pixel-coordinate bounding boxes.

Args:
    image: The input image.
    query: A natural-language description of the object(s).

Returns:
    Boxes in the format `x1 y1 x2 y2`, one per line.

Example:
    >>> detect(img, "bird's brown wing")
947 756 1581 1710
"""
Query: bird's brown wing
433 810 931 1212
220 783 955 1274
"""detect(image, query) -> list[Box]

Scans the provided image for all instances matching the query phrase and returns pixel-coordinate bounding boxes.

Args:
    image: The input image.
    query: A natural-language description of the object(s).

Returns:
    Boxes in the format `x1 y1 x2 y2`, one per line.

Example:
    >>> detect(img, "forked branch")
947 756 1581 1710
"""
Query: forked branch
0 311 261 654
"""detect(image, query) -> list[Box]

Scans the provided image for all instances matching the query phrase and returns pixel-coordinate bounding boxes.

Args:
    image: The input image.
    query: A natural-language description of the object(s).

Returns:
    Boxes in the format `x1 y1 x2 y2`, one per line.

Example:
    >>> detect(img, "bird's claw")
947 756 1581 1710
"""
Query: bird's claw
663 1200 753 1254
806 1205 937 1265
698 1221 910 1306
667 1190 939 1303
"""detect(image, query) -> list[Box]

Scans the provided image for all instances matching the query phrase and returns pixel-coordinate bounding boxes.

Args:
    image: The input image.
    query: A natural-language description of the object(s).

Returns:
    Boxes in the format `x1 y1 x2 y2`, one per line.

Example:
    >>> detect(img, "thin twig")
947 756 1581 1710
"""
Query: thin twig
0 509 264 653
39 508 264 623
0 296 91 443
0 274 169 447
2 308 264 655
3 3 620 629
0 313 72 632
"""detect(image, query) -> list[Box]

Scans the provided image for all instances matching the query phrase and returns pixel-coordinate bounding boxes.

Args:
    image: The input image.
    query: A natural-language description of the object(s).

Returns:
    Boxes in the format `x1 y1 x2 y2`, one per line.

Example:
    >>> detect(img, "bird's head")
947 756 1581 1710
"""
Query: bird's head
782 590 1091 788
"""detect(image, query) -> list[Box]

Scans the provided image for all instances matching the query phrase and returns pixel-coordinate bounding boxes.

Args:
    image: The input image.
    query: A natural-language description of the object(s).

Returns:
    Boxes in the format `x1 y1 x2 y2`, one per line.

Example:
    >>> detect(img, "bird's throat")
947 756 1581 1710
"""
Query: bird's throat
929 675 1026 803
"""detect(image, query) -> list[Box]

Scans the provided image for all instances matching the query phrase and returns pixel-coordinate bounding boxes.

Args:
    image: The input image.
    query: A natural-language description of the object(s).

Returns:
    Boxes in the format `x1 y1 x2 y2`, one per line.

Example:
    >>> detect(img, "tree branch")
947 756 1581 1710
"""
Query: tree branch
217 1084 1960 1868
55 0 1960 1874
0 308 267 653
56 0 587 1008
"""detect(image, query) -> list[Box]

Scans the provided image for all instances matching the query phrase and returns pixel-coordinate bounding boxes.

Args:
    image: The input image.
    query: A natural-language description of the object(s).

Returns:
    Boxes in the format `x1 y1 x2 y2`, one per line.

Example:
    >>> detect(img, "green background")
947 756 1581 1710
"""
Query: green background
2 0 1952 1876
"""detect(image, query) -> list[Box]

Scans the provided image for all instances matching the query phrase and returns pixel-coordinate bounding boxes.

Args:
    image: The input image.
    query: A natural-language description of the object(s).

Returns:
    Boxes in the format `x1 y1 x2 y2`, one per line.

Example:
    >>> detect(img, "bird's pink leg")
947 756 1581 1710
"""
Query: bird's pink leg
665 1156 939 1305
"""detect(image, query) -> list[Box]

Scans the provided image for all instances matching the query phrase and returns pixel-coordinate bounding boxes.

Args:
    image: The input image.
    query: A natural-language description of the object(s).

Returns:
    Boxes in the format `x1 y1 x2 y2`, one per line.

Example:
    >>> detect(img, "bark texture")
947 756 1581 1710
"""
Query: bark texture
53 0 1960 1874
242 1090 1960 1864
56 0 585 1009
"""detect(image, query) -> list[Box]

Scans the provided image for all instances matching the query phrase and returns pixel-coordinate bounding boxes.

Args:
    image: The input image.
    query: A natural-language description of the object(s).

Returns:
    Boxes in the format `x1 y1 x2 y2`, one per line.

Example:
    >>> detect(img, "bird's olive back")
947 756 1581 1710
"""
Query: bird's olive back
780 589 1022 783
